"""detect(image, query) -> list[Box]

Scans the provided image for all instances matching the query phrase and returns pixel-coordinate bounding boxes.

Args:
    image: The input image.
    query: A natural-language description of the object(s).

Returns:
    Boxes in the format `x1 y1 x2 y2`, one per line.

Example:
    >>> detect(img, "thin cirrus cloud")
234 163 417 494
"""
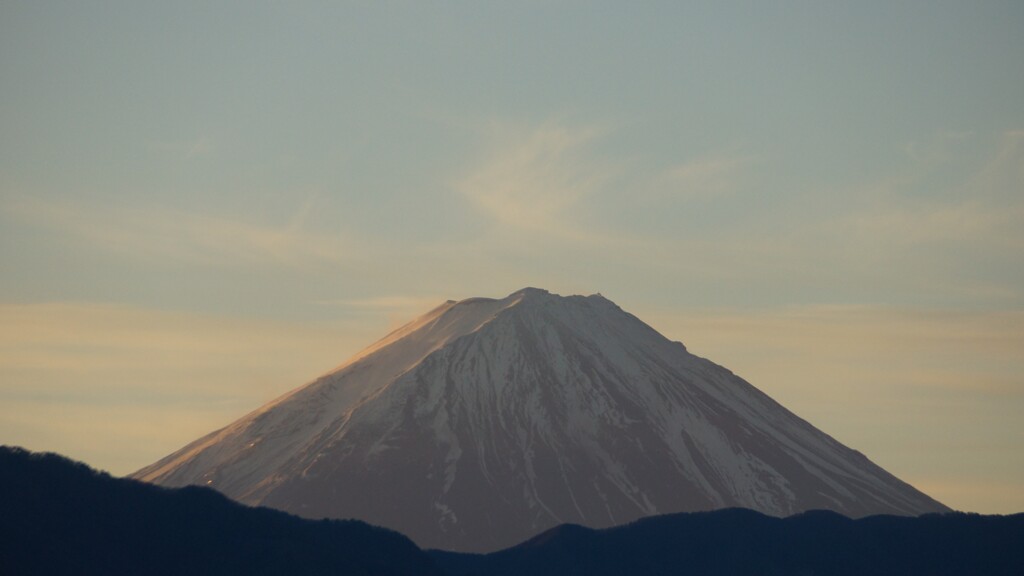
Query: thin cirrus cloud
326 295 447 311
630 129 1024 306
317 295 451 332
2 193 350 268
447 122 1021 307
826 131 1024 293
0 300 375 474
851 131 1023 243
455 123 615 242
145 135 216 161
648 153 751 202
0 301 368 393
453 122 752 252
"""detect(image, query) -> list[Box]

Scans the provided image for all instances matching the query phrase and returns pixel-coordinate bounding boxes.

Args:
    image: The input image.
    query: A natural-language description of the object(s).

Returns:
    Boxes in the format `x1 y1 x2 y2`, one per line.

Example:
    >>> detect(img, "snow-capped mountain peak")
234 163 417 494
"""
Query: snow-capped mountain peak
134 288 948 552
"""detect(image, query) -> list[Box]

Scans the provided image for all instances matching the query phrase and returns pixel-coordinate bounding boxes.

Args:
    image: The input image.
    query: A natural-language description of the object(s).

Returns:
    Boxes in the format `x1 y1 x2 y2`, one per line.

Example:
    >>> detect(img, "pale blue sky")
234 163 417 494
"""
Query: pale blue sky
1 2 1022 513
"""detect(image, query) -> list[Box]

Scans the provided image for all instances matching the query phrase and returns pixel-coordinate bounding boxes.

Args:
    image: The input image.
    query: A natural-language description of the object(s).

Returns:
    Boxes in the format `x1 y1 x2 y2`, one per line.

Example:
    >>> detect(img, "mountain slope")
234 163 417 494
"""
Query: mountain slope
0 446 441 576
431 508 1024 576
134 288 948 552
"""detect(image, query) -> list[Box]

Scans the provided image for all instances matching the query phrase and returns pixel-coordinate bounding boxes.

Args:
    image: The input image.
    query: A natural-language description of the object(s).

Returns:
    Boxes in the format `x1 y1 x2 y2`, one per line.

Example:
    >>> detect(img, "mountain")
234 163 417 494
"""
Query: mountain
431 508 1024 576
134 288 948 552
0 446 441 576
5 447 1016 576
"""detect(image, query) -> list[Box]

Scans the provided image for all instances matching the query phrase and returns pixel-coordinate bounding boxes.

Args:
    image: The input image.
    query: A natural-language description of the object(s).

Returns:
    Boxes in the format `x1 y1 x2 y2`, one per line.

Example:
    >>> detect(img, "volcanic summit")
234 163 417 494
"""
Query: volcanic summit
134 288 948 552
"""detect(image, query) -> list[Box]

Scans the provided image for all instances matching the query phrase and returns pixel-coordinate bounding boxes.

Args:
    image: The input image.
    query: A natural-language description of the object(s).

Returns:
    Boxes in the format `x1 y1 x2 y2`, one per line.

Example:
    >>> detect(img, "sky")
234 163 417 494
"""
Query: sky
1 1 1022 514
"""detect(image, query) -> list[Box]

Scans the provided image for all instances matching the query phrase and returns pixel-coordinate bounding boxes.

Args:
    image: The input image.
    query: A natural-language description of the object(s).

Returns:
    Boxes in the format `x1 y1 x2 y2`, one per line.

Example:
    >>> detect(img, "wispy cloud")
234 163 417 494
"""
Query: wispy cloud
969 129 1024 201
833 130 1024 260
320 295 445 311
652 130 1024 305
455 123 616 241
649 153 751 201
450 124 1023 310
0 301 381 474
3 194 350 268
185 136 215 160
316 294 450 332
454 122 754 259
146 135 217 161
0 302 369 386
841 200 1024 252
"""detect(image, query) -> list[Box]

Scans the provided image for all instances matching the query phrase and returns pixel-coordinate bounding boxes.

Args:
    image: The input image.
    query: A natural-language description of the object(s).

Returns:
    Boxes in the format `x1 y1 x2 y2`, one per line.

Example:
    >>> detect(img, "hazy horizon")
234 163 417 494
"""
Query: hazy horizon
2 2 1022 514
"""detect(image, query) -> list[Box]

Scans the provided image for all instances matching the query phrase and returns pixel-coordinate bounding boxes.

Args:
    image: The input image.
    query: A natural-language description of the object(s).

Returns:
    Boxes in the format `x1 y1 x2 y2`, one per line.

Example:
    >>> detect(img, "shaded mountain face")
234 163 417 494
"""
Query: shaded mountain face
431 509 1024 576
134 288 948 552
0 446 440 576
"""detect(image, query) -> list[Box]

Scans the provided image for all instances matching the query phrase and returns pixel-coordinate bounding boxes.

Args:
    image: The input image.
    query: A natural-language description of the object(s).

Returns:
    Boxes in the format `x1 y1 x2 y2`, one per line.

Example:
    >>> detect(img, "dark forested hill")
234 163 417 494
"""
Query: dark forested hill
4 444 1021 576
0 446 441 576
431 507 1024 576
